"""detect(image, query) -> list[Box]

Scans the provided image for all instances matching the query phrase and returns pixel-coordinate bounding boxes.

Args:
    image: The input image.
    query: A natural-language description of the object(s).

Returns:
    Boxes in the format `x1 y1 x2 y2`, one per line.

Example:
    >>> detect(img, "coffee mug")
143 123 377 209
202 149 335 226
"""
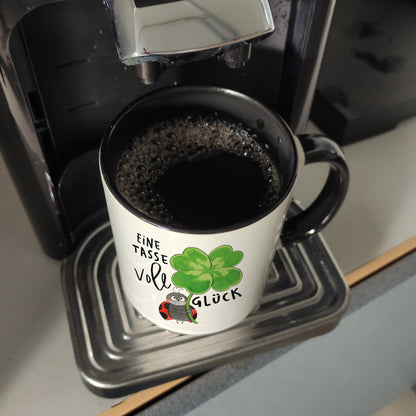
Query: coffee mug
99 86 348 335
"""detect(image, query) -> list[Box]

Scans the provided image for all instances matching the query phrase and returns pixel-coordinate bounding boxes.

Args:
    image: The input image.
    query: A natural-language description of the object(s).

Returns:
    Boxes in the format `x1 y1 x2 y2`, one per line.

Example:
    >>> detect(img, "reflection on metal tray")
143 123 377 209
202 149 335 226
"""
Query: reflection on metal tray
61 207 349 398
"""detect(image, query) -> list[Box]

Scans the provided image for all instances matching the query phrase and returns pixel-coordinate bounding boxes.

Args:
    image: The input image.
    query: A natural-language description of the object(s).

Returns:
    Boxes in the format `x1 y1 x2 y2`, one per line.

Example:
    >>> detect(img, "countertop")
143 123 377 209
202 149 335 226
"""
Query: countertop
1 116 416 415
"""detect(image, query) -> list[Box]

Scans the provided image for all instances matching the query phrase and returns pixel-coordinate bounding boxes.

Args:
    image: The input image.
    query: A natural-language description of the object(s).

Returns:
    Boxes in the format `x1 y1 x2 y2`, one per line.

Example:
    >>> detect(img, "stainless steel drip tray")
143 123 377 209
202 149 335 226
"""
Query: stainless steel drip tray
61 210 349 397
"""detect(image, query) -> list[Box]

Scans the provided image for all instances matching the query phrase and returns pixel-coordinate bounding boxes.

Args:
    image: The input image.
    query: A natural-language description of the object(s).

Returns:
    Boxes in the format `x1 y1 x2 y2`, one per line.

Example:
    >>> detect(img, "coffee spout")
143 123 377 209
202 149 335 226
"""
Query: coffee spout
134 62 164 85
104 0 274 84
219 43 252 69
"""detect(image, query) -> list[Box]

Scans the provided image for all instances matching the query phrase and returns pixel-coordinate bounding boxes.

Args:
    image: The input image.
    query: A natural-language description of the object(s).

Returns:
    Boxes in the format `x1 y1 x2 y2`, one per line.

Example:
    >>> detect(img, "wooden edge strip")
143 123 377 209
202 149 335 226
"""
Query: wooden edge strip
98 235 416 416
345 235 416 287
96 377 191 416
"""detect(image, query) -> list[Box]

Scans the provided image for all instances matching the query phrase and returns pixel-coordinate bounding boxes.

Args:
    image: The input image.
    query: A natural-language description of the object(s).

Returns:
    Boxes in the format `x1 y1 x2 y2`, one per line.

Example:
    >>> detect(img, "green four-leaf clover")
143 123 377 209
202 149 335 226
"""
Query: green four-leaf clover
170 245 243 323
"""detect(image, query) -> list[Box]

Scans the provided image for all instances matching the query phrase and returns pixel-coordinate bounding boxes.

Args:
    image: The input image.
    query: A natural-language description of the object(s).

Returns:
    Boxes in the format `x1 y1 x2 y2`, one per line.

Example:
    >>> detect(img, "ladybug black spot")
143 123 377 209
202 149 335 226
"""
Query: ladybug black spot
160 311 168 319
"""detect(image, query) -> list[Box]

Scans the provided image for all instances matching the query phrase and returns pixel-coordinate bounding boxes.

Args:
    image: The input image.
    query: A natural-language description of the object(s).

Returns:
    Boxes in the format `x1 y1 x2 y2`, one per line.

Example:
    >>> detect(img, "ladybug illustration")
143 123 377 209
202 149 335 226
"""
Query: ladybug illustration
159 291 197 322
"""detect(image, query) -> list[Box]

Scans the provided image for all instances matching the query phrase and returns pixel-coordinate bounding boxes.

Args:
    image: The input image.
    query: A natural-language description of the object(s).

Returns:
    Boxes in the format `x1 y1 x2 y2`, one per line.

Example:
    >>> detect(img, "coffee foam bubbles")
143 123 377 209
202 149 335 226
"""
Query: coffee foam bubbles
115 114 281 227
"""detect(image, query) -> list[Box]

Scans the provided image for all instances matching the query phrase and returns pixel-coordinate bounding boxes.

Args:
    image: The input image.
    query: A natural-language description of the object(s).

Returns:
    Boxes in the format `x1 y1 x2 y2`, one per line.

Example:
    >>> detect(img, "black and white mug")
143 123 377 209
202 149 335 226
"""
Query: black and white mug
100 86 349 335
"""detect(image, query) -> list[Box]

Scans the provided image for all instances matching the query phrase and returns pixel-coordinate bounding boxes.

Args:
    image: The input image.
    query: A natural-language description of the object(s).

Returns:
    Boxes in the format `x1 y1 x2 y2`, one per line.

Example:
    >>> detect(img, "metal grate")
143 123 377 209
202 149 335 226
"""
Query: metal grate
62 208 348 397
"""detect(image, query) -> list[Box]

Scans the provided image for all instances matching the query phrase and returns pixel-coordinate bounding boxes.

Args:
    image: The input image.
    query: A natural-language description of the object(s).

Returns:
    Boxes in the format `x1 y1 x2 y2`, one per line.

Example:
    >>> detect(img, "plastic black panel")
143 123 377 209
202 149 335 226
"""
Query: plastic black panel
312 0 416 143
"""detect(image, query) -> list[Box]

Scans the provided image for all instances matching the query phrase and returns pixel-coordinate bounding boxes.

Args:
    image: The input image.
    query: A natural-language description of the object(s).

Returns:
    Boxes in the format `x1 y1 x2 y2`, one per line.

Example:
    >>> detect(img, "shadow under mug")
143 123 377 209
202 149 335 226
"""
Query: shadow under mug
100 86 349 335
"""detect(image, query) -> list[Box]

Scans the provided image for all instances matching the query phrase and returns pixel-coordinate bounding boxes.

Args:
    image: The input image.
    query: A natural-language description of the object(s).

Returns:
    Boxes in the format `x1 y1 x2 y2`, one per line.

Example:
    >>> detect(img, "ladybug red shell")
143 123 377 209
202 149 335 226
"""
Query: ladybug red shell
159 292 197 322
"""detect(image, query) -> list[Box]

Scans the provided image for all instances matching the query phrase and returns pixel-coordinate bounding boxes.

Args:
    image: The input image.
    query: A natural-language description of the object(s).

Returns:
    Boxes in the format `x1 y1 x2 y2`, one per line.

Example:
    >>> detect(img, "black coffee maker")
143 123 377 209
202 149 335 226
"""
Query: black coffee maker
0 0 334 259
0 0 352 398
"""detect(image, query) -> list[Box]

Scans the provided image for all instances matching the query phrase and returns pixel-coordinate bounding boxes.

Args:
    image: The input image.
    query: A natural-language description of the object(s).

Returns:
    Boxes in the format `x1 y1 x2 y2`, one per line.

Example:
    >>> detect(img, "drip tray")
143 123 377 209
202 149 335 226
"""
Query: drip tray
62 209 349 397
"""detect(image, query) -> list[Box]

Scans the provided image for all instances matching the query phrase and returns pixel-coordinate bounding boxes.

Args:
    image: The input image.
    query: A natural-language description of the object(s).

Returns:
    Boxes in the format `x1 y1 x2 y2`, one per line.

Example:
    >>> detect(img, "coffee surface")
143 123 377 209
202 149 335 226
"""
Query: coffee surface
115 113 281 229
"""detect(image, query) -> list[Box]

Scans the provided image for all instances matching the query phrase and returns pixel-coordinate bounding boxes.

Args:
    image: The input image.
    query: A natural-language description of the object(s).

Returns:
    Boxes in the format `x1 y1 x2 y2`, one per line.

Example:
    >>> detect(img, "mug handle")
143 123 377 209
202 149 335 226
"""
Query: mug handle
280 134 349 245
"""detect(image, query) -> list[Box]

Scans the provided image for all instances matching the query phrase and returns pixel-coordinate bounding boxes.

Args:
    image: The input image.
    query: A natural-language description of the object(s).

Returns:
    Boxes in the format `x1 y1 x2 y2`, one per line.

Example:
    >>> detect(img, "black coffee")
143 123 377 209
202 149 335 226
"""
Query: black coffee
115 113 281 229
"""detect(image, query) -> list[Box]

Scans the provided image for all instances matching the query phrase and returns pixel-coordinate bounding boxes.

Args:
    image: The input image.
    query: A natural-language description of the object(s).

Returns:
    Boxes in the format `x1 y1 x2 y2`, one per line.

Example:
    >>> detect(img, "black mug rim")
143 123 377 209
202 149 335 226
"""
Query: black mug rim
100 86 299 234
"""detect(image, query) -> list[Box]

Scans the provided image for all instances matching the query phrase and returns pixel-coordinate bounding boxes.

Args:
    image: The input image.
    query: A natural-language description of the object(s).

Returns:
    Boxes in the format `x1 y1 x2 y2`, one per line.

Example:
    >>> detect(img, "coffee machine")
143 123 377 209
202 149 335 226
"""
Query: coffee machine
0 1 352 398
0 0 335 260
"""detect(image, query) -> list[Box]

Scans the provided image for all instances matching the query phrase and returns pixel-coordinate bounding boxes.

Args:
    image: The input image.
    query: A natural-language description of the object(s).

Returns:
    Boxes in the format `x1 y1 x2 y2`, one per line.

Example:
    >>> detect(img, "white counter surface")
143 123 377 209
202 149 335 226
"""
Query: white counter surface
1 116 415 415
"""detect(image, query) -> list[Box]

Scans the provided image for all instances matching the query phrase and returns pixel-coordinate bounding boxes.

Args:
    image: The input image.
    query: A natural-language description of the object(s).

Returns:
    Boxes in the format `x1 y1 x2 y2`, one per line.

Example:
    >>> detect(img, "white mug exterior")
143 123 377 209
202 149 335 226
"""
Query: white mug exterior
100 137 303 335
